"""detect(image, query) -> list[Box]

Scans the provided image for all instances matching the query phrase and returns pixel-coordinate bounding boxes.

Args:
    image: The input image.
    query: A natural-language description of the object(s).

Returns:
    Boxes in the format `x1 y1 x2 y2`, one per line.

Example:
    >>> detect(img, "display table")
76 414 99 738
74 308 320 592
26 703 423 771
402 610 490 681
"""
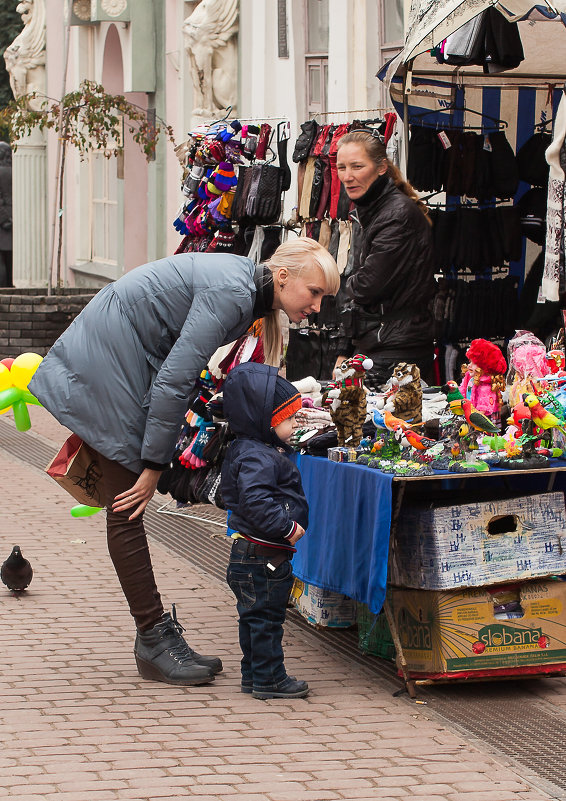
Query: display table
293 453 566 614
292 453 566 695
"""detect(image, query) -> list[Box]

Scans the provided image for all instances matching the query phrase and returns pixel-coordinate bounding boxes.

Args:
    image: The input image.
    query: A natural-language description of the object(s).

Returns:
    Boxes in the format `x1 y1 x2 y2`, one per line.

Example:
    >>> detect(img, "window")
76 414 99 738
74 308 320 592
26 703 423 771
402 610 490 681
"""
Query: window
305 0 328 116
382 0 404 47
90 152 118 264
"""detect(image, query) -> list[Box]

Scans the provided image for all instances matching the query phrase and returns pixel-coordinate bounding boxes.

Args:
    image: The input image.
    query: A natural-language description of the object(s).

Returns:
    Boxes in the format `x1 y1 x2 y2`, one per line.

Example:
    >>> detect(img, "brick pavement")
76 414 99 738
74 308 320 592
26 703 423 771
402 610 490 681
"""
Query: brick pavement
0 406 559 800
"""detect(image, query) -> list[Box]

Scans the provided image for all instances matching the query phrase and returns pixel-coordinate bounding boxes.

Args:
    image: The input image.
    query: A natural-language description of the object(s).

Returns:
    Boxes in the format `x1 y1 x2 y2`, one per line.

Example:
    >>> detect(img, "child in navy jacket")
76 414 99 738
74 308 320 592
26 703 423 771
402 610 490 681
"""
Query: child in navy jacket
221 362 309 699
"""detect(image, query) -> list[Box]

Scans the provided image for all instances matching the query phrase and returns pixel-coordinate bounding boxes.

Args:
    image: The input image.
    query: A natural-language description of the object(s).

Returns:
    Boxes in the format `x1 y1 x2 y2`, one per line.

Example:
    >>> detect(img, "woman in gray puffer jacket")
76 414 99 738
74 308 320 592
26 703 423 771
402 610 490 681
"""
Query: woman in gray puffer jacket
335 130 435 390
29 240 339 687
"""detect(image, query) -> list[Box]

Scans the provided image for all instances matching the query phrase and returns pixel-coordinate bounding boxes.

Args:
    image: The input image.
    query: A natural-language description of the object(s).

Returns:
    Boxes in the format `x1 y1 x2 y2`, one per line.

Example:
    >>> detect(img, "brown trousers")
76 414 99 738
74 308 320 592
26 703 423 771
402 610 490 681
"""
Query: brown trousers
95 451 164 631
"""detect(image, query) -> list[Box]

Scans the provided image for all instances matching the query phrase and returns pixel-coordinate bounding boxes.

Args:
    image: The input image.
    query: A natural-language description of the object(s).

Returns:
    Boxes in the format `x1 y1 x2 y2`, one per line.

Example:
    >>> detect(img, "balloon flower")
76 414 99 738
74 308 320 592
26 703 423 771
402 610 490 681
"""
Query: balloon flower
70 505 103 518
0 353 43 431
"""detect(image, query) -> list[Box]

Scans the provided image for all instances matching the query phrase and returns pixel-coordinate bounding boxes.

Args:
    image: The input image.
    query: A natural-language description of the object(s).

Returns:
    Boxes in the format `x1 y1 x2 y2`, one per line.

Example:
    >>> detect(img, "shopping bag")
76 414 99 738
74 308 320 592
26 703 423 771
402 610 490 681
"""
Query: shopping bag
45 434 106 507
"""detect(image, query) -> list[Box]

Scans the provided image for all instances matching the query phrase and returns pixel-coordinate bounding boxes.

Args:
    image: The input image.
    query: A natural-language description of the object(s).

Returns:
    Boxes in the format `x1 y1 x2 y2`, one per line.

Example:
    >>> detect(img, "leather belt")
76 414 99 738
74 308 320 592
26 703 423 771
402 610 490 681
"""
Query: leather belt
231 538 292 569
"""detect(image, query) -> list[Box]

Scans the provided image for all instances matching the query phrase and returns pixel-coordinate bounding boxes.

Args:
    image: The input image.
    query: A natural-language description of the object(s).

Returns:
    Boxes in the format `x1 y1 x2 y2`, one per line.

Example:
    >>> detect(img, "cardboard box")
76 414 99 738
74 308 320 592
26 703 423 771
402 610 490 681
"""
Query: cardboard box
291 578 356 628
390 579 566 678
390 492 566 590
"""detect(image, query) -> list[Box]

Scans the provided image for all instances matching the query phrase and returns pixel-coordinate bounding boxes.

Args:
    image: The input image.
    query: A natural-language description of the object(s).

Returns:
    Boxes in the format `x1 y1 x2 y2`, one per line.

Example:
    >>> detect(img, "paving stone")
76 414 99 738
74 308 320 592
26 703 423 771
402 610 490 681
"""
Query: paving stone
0 408 561 801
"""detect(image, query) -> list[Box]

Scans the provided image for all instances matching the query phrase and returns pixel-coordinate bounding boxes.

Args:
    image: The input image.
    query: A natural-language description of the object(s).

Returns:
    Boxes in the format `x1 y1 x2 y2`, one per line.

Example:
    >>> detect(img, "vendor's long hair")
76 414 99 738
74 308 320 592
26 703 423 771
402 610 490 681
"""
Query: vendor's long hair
262 238 340 367
337 131 431 223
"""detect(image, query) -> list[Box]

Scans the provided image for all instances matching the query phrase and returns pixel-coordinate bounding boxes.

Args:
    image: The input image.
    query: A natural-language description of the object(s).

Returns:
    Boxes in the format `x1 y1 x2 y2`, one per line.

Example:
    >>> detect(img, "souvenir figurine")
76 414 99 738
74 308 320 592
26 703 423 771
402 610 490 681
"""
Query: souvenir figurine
382 362 422 423
322 354 373 447
459 339 506 424
545 348 566 377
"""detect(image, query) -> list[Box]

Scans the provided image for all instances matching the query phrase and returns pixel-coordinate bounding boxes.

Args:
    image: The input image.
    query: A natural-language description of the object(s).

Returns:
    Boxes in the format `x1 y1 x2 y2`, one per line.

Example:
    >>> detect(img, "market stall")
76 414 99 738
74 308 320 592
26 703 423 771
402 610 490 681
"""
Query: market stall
377 2 566 383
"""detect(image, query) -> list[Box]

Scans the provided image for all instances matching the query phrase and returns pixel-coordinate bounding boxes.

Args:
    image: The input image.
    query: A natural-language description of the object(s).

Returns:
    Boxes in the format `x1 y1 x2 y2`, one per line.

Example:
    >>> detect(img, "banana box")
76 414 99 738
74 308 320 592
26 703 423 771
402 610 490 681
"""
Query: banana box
290 578 356 628
390 579 566 678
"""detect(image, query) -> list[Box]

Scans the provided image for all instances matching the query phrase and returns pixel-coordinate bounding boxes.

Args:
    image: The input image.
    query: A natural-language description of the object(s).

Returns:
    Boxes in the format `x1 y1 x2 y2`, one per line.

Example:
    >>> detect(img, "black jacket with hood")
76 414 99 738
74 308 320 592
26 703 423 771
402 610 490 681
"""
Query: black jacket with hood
220 362 308 552
342 174 435 362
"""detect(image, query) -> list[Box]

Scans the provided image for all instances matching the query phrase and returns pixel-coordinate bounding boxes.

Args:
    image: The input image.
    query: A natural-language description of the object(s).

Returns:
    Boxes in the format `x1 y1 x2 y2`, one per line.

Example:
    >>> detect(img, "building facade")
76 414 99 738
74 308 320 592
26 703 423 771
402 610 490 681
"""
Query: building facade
6 0 403 288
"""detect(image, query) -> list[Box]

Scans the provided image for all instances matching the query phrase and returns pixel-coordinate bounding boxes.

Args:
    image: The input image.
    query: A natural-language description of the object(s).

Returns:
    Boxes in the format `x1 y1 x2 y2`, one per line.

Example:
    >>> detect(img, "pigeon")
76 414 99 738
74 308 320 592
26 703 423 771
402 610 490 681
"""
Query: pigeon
1 546 33 591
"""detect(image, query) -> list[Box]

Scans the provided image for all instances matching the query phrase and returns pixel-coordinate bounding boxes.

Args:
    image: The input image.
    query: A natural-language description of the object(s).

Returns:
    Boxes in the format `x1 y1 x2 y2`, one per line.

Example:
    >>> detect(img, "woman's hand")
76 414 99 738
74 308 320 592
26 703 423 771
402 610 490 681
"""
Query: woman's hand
287 524 306 546
112 468 161 520
332 355 348 380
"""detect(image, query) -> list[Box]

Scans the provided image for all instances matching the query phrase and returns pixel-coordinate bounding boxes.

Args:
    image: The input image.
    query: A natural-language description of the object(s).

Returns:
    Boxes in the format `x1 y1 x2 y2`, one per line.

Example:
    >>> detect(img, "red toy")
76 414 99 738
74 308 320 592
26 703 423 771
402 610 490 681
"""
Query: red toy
460 339 507 423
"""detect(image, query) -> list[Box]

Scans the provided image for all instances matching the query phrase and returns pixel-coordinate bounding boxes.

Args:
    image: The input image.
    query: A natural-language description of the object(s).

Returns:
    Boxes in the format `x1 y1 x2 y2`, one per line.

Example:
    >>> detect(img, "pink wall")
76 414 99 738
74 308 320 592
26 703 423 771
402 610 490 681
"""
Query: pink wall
102 24 148 272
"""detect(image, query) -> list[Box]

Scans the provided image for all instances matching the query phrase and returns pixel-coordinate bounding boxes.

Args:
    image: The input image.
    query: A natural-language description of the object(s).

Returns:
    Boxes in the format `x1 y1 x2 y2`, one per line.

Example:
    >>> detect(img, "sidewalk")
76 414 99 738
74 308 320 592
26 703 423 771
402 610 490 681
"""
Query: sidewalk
0 407 558 801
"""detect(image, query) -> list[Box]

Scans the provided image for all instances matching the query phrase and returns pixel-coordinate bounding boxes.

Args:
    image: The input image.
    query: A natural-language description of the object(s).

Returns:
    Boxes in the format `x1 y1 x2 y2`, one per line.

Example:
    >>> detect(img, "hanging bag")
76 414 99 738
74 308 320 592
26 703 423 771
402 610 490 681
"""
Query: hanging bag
443 12 487 65
45 434 106 507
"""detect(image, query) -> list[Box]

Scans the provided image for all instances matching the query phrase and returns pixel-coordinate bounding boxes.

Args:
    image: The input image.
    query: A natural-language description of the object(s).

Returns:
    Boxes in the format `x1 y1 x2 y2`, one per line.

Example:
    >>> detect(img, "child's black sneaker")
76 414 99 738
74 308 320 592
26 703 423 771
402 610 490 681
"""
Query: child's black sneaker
242 674 299 694
252 676 309 699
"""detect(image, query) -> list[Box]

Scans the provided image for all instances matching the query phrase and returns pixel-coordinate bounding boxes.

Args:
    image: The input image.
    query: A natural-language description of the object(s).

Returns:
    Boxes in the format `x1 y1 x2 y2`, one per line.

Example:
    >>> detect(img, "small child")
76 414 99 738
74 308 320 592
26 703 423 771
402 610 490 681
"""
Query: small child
221 361 309 699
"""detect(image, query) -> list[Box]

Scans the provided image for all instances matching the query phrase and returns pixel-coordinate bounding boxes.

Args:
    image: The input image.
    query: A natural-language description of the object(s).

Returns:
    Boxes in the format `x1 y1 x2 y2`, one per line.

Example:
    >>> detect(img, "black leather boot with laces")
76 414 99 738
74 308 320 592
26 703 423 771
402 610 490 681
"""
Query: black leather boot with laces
134 606 221 685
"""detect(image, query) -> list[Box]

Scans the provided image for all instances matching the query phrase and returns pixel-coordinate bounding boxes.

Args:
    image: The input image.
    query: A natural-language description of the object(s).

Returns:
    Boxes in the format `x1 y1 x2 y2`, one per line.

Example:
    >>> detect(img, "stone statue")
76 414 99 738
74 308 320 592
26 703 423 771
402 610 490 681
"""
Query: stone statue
4 0 46 109
183 0 238 119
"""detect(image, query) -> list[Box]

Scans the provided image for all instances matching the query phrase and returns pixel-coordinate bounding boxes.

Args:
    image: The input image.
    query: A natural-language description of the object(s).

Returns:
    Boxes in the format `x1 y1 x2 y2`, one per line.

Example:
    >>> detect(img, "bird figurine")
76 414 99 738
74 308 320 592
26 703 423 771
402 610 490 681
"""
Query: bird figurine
372 408 414 433
396 427 438 451
1 546 33 592
441 381 464 416
508 399 531 430
461 398 499 434
524 393 566 435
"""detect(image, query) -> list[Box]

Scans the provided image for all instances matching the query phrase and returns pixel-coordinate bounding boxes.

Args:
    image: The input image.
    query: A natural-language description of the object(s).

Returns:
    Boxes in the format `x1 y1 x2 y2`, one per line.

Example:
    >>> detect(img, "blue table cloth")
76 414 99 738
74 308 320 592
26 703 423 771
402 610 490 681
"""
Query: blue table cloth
291 453 393 615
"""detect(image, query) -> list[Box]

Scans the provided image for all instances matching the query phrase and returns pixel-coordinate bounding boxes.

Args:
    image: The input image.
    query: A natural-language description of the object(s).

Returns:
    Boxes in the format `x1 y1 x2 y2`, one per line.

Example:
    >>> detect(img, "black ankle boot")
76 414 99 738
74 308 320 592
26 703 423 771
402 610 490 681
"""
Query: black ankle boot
134 606 217 686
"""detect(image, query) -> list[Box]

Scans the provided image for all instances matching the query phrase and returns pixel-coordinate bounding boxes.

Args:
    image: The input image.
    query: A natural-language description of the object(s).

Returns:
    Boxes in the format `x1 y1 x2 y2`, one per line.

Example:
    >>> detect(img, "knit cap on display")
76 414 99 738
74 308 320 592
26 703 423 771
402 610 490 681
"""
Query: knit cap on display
214 161 237 192
271 376 302 428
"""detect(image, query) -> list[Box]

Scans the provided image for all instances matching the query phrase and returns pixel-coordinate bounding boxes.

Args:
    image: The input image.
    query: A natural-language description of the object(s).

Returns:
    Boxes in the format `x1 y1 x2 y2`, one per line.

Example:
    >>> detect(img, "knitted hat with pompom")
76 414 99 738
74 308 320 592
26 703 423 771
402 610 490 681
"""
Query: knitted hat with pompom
271 376 301 428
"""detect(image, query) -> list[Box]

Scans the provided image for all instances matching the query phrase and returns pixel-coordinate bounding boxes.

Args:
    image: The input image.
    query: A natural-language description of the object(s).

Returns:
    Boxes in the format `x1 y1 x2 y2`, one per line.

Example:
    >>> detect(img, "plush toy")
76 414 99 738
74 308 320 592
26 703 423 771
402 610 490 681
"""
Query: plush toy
323 354 373 447
460 339 507 423
382 362 422 422
507 330 547 407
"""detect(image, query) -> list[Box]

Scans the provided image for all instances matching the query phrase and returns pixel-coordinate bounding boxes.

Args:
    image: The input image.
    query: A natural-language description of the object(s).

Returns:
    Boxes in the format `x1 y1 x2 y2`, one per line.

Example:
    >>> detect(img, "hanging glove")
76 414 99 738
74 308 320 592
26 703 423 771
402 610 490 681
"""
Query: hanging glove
254 123 272 161
191 422 216 461
242 125 260 160
292 120 319 163
218 120 242 142
183 164 205 197
251 164 284 224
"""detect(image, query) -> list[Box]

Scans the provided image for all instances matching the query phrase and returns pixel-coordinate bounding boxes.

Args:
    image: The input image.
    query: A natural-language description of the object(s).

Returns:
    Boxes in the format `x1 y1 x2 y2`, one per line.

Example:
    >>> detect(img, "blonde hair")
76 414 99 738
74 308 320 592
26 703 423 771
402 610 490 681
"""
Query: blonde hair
262 238 340 367
337 131 431 223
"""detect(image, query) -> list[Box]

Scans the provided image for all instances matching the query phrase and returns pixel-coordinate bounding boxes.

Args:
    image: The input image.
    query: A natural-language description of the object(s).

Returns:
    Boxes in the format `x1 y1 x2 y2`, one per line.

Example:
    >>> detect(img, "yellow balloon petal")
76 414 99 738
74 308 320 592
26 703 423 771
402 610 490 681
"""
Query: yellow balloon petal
10 352 43 391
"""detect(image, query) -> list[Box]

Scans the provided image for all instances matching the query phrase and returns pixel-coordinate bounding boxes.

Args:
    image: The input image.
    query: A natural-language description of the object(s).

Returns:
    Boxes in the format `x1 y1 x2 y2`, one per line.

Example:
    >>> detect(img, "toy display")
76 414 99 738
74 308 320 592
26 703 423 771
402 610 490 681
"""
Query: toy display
308 331 566 479
322 354 373 447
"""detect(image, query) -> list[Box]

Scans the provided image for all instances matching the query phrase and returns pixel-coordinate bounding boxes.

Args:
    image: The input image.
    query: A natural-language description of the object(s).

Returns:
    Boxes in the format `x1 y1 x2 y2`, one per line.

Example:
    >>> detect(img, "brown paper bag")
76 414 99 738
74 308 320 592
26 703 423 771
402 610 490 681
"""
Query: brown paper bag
46 434 106 507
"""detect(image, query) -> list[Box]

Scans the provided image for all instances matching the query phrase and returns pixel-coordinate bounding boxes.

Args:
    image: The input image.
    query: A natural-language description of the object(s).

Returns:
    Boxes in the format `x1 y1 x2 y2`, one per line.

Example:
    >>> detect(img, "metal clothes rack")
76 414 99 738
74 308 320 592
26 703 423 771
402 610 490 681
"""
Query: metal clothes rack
310 106 394 120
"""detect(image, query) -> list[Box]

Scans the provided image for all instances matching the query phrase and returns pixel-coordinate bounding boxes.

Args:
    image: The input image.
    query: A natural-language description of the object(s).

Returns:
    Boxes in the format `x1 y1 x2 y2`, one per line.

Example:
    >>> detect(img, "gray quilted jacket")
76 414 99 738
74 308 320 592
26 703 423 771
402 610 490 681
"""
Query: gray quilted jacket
29 253 261 473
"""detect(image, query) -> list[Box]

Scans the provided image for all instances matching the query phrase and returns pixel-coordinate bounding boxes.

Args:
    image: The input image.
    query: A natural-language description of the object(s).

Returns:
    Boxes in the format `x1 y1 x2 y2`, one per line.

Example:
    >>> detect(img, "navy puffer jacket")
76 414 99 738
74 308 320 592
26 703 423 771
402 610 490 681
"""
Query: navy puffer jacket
221 362 308 552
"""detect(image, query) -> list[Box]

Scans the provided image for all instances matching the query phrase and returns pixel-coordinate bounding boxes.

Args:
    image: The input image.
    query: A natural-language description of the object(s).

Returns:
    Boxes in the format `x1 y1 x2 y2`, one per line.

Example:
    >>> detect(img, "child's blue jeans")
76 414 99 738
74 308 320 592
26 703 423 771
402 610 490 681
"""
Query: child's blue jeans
227 538 294 689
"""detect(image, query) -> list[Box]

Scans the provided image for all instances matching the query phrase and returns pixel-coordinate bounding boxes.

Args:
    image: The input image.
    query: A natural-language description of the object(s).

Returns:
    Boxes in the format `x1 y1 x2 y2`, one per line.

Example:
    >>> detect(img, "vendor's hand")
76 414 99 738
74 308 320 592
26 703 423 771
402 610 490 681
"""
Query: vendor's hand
332 356 348 380
112 468 161 520
288 524 306 546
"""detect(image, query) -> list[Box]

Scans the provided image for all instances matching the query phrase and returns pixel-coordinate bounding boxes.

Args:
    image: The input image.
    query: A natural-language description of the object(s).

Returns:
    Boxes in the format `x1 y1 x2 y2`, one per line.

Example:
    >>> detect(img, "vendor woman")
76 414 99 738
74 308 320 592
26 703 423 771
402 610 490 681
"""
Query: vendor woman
334 130 436 390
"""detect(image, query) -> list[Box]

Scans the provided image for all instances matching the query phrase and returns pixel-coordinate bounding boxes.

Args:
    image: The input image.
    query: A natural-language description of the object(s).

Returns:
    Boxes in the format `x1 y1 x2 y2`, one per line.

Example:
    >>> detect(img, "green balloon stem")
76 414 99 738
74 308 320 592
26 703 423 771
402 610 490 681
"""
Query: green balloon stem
12 399 31 432
21 390 42 406
71 505 103 518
